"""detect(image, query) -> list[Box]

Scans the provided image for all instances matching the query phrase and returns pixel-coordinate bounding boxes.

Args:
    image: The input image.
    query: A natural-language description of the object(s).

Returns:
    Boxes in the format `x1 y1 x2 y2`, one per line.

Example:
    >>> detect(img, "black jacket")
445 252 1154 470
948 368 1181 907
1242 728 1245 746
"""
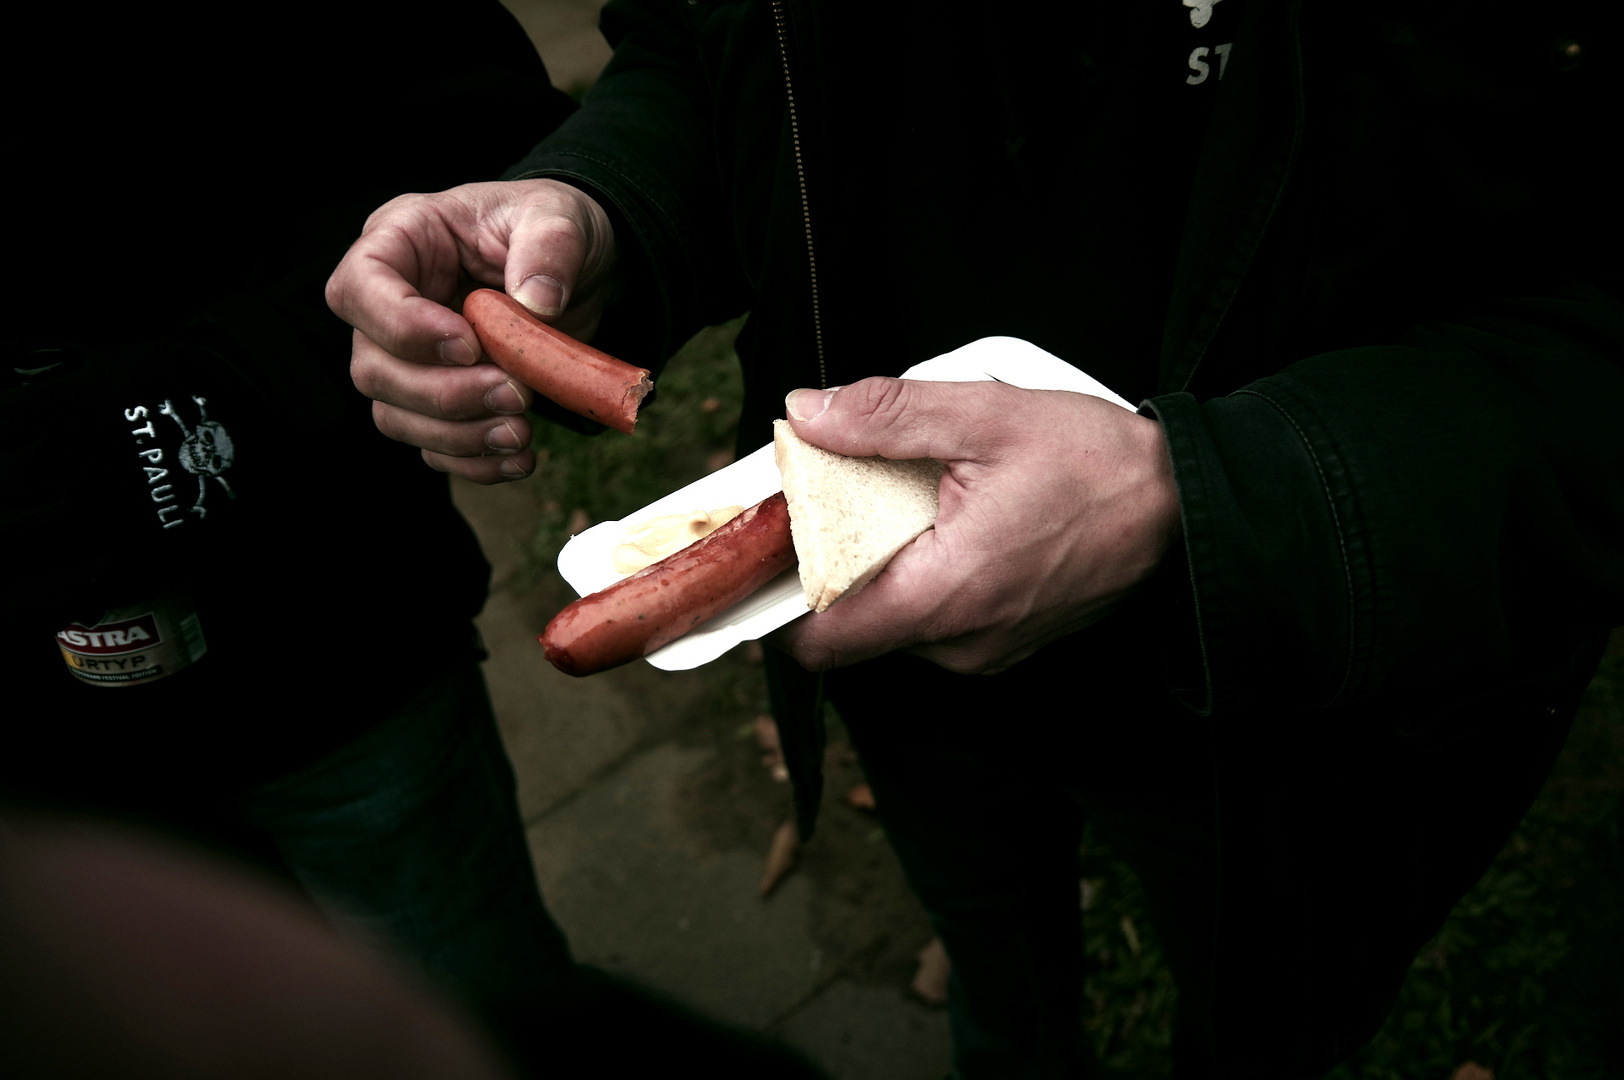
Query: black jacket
516 0 1620 708
4 2 575 788
509 0 1621 1069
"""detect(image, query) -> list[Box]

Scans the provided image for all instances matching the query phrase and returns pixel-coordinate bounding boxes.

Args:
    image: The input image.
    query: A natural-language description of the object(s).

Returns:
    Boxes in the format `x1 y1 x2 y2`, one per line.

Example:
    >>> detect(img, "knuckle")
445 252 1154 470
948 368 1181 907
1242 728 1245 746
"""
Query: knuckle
350 353 379 398
371 399 406 442
848 376 910 420
839 377 925 441
520 202 585 248
546 207 589 242
361 191 420 229
426 378 480 422
323 271 347 316
426 385 452 421
420 448 455 475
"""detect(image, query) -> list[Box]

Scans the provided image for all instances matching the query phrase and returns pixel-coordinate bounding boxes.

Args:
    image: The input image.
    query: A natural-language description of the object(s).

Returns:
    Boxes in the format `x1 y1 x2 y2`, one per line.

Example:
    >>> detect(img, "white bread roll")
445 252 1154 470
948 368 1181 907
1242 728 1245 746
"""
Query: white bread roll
772 419 944 612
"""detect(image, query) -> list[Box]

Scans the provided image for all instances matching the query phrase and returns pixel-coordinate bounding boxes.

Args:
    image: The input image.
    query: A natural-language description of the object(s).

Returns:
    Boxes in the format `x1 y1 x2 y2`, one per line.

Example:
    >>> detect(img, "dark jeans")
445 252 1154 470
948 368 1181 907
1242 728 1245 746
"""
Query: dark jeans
823 629 1598 1080
828 647 1218 1080
241 663 574 1025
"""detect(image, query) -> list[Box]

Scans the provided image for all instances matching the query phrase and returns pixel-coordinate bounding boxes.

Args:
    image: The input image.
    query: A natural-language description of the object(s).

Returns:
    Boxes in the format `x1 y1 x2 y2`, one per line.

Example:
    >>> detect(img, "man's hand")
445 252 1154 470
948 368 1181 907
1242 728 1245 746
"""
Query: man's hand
325 179 617 483
777 378 1182 674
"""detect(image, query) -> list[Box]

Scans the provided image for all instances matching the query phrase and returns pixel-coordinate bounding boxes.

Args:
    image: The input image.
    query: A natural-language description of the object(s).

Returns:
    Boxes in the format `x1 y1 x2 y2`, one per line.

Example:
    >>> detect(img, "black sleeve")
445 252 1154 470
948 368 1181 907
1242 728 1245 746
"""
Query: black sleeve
1136 0 1623 714
1146 283 1623 715
502 0 766 364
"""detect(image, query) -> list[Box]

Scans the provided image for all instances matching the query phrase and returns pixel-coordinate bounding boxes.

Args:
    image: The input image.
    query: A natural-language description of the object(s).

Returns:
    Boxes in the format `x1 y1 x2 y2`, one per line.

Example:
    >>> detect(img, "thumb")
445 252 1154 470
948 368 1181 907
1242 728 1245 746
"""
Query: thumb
503 181 616 333
784 377 993 461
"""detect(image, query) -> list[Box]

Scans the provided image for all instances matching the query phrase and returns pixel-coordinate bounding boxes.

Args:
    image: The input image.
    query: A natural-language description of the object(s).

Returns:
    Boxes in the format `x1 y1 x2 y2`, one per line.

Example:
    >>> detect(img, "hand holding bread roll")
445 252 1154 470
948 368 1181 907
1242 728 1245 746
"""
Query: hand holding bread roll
776 377 1181 675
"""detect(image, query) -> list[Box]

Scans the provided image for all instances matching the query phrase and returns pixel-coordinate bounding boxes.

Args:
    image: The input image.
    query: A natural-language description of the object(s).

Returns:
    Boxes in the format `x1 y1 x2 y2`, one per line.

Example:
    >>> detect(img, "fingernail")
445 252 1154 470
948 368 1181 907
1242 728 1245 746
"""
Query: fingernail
514 274 566 317
438 336 476 366
485 379 526 415
786 388 832 422
499 457 533 479
486 421 524 451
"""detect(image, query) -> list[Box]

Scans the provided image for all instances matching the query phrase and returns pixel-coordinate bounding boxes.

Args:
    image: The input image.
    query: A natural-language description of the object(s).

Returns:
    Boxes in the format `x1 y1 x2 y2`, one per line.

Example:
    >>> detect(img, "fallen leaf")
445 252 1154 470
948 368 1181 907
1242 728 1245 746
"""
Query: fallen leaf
824 740 863 766
701 396 722 413
744 640 764 663
1120 915 1141 957
706 448 735 472
759 820 800 897
844 782 876 811
751 715 789 780
911 937 951 1006
565 507 591 535
1451 1063 1494 1080
752 715 781 754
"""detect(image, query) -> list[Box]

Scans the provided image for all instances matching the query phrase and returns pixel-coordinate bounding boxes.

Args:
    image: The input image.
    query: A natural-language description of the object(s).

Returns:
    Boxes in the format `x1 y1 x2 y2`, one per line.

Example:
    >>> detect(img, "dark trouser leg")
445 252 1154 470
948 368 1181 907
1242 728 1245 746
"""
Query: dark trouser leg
836 677 1086 1078
827 647 1219 1080
240 663 573 1025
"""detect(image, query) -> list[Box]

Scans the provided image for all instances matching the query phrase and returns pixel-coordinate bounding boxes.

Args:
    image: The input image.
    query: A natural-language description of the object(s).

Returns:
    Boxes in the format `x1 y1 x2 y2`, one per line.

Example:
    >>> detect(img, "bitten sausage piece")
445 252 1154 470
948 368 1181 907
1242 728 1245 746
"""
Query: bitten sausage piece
541 492 796 676
463 288 653 434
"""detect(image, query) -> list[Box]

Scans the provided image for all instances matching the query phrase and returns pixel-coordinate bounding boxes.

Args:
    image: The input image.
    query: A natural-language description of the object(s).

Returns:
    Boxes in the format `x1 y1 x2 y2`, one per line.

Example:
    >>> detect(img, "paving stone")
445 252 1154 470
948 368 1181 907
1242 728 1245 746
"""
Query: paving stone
500 0 613 97
776 980 953 1080
451 474 551 593
528 743 826 1029
475 583 650 821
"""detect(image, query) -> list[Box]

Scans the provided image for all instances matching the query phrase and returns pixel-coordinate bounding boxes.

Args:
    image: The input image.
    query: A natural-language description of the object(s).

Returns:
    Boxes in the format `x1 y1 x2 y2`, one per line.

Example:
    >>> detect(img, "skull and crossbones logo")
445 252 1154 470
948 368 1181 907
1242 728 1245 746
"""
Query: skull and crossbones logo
160 396 236 517
1184 0 1222 28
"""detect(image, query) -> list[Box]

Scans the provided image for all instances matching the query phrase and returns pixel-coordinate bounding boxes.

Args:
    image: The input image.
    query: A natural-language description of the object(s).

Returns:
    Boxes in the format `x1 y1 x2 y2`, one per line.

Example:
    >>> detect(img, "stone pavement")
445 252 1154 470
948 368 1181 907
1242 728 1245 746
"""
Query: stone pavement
452 474 952 1080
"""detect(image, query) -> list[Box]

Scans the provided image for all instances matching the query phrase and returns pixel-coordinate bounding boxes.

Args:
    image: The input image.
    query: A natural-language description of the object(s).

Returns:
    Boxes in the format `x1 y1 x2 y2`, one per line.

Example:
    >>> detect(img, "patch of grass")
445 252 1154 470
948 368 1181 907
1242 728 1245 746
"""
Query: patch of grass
1077 832 1177 1078
1327 652 1624 1080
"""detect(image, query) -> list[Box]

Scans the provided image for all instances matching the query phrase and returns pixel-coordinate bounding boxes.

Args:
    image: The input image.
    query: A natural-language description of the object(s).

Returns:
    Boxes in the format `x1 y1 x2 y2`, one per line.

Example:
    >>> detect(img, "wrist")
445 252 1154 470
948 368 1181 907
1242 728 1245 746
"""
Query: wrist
1130 412 1184 569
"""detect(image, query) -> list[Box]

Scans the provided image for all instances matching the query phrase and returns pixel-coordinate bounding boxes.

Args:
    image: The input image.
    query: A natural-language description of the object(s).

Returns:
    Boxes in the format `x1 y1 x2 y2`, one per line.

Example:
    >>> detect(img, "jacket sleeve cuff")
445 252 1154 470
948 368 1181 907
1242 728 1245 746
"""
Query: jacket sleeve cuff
1142 389 1361 714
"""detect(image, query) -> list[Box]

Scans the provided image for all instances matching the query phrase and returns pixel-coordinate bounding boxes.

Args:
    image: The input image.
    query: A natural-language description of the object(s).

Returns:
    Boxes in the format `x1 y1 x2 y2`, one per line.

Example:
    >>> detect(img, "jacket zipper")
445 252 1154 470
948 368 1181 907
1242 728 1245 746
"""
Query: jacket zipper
771 0 828 389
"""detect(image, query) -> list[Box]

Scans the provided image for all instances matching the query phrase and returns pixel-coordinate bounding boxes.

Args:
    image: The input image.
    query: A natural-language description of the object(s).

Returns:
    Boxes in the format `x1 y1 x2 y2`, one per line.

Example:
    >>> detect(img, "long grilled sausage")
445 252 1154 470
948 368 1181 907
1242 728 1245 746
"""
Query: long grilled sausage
463 288 652 434
541 492 796 676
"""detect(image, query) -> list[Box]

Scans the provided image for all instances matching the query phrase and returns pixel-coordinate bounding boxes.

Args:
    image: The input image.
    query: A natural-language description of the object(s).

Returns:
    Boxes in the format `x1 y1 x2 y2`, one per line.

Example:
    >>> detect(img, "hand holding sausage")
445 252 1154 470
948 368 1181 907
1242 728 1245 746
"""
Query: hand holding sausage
325 179 618 483
775 378 1183 674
